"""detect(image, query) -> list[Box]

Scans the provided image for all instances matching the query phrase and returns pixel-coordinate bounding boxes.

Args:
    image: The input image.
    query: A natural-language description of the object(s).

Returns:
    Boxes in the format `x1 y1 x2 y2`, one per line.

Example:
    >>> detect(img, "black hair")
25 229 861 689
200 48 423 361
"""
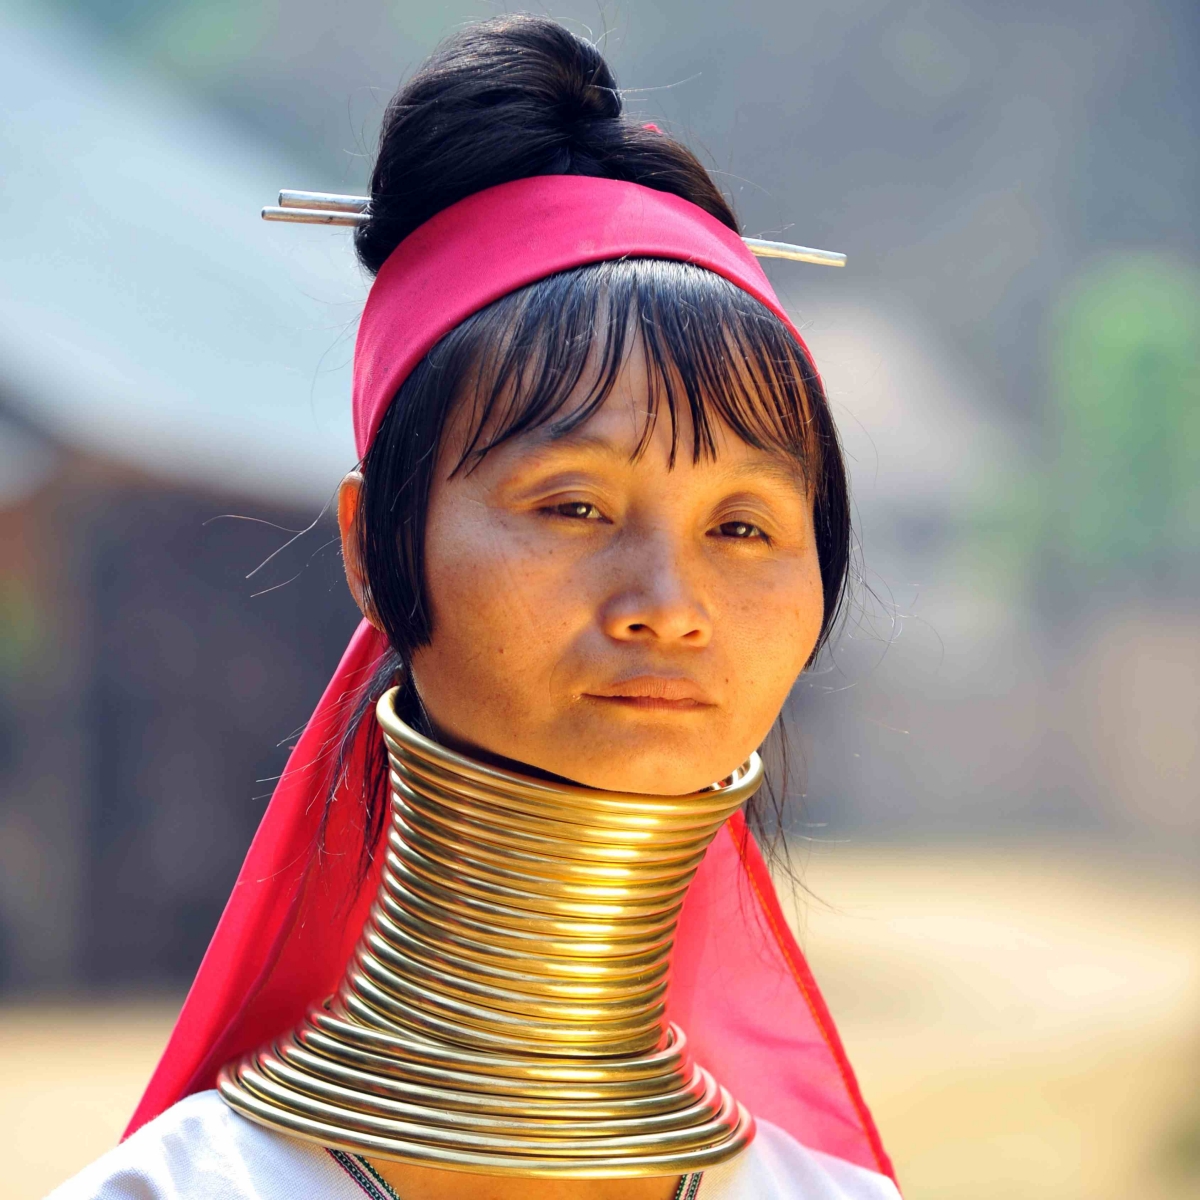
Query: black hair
328 15 850 872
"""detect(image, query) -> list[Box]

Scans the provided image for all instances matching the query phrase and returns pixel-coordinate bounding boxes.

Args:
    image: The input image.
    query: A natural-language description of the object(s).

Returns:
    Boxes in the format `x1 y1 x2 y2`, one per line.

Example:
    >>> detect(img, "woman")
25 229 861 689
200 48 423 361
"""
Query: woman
53 16 899 1200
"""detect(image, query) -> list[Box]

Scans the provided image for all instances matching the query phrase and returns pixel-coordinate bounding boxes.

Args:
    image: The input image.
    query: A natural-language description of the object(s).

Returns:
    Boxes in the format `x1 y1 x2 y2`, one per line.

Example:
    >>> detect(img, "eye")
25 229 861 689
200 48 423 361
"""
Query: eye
712 520 770 542
546 501 605 521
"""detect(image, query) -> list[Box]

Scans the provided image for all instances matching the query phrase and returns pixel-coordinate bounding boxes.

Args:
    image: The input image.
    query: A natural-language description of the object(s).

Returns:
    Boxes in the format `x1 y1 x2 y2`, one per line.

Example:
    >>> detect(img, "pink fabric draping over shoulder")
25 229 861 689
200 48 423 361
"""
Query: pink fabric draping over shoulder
126 176 897 1189
672 814 893 1179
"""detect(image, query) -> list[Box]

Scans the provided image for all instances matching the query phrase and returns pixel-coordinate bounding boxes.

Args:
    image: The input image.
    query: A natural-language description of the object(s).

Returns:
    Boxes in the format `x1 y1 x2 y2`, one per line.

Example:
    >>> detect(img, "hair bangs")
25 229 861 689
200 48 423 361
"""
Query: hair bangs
437 259 823 480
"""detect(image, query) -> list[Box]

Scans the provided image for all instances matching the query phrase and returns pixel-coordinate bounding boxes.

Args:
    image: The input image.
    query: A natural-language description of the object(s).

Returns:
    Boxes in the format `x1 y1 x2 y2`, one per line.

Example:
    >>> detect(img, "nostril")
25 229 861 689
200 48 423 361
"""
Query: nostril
628 623 648 633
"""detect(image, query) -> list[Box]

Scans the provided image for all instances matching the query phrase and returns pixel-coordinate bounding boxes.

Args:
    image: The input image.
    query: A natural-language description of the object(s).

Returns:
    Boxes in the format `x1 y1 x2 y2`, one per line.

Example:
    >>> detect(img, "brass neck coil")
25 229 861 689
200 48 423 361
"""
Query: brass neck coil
219 688 762 1177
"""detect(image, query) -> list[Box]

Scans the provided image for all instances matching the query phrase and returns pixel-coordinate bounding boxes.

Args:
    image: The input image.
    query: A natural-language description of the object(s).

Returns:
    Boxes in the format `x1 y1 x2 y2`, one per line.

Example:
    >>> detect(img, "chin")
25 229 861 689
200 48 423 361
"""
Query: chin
543 726 751 797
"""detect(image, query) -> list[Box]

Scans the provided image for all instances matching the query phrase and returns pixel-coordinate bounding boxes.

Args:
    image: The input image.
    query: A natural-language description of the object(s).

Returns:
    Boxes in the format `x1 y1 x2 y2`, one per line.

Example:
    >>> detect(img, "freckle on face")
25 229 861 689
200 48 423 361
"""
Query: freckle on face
408 351 824 795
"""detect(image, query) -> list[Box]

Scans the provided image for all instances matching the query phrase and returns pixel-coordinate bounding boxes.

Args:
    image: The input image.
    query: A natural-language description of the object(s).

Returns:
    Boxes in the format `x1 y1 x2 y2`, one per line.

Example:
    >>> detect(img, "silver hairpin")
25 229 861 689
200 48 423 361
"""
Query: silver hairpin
262 190 846 267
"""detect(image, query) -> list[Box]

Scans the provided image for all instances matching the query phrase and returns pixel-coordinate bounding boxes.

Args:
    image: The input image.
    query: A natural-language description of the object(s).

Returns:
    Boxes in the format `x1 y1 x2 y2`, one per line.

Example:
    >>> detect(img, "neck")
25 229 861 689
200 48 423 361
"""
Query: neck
219 688 760 1178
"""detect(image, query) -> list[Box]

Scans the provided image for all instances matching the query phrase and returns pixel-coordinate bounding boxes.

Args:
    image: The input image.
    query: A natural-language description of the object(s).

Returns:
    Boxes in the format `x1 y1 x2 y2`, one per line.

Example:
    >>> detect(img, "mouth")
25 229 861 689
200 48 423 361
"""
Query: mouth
582 676 715 712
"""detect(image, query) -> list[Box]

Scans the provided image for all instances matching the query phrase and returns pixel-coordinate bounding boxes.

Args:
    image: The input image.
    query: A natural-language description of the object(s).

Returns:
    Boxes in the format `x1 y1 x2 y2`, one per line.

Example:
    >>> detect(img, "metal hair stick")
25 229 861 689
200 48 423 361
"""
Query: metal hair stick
742 238 845 268
262 190 367 225
263 189 847 265
278 189 367 212
262 206 365 226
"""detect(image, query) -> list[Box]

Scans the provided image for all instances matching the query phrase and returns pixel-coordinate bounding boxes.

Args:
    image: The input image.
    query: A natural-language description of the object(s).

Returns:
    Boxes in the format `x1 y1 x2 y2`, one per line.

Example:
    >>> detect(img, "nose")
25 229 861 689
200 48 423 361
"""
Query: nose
598 529 712 647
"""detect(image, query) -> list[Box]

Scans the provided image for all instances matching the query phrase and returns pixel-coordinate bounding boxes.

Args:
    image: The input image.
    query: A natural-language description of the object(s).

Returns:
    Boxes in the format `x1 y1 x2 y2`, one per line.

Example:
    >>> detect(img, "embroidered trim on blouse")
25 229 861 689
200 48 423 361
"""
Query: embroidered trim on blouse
328 1150 403 1200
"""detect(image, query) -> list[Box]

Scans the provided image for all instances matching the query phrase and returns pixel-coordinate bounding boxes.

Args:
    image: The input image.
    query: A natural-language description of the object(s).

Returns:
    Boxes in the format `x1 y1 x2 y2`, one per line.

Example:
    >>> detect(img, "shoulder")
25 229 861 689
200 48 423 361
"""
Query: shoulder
698 1120 902 1200
47 1091 362 1200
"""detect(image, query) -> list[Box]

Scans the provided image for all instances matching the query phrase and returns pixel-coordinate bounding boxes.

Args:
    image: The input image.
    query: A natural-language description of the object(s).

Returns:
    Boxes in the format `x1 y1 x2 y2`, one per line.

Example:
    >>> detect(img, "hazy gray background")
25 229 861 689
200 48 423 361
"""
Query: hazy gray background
1 2 1198 1195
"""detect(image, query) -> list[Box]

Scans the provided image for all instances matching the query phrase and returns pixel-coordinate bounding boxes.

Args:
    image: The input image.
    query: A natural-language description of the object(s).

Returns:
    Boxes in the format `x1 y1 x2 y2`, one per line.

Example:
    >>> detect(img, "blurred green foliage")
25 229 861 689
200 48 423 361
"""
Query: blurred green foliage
43 0 279 71
142 0 279 74
1047 254 1200 583
0 577 42 678
1160 1093 1200 1182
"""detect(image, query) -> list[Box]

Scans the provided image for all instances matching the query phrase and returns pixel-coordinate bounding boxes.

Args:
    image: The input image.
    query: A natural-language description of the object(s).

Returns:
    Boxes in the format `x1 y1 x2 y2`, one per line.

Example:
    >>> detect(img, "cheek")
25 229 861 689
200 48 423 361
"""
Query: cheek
426 519 526 648
419 502 583 686
722 557 824 702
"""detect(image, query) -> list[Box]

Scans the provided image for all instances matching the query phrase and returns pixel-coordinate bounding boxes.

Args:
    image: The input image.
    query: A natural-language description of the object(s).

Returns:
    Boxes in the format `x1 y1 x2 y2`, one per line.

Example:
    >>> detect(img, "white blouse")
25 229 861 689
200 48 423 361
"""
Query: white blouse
49 1091 900 1200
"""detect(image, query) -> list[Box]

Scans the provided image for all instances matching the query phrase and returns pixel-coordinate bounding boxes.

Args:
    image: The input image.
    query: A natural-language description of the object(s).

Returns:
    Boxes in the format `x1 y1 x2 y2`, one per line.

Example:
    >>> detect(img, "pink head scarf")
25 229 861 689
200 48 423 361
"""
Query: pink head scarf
126 175 896 1188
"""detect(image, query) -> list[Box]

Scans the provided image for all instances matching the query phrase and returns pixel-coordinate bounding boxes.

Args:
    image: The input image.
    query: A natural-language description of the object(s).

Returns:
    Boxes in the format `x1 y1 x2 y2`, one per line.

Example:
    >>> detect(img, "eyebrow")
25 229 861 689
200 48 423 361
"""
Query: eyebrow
541 428 628 455
722 457 809 490
513 426 808 491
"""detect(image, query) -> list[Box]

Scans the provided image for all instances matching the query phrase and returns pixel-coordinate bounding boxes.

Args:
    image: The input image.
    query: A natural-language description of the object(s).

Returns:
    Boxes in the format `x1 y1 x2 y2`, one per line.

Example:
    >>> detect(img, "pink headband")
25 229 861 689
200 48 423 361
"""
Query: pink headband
352 175 812 457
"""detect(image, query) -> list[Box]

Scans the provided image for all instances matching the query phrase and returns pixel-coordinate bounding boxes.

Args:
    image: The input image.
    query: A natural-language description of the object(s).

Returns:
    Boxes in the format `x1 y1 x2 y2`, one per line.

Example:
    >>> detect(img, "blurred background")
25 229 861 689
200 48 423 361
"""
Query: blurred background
0 0 1197 1196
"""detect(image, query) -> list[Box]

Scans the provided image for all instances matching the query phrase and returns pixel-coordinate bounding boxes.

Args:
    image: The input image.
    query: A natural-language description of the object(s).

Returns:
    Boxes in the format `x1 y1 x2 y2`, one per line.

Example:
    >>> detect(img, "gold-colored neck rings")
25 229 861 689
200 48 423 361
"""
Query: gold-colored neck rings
219 689 762 1177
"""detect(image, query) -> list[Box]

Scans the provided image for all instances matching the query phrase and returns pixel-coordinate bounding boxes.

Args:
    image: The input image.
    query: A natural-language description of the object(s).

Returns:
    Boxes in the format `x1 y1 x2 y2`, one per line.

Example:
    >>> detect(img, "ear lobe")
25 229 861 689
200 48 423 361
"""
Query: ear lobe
338 471 381 629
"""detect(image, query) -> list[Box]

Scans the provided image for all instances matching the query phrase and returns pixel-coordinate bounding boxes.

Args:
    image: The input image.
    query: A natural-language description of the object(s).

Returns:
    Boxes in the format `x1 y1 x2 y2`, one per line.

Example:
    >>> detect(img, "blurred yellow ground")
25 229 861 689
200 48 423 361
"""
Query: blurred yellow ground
793 845 1200 1200
6 845 1200 1199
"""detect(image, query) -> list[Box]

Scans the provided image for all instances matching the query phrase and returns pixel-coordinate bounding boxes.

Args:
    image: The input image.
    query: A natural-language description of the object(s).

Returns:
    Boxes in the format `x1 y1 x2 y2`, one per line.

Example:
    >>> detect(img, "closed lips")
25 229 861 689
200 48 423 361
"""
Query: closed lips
583 677 715 708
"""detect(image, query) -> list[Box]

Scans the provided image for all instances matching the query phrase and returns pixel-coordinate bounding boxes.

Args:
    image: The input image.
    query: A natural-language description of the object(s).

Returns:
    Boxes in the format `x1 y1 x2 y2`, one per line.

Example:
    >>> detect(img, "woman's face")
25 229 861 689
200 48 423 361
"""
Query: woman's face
343 344 825 795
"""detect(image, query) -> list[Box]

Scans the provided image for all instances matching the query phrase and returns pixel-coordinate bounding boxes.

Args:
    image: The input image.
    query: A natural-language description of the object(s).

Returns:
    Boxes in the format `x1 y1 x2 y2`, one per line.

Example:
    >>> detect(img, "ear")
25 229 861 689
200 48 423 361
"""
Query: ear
337 471 380 628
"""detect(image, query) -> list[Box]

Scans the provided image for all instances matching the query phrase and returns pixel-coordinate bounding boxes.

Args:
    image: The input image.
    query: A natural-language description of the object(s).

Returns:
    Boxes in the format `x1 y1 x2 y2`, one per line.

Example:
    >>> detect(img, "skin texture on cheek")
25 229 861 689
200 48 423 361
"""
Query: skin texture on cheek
386 353 825 795
416 507 604 769
425 518 580 734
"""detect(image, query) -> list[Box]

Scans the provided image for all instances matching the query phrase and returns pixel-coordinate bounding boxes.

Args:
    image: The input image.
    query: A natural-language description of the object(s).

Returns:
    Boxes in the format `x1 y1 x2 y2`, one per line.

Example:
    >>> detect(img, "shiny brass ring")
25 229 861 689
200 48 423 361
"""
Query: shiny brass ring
219 689 761 1176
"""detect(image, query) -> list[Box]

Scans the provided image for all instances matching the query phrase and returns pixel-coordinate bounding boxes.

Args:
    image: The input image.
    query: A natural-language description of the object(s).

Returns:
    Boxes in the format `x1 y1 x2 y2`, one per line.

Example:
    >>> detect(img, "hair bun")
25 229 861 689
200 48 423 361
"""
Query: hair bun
544 33 621 125
356 15 736 275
